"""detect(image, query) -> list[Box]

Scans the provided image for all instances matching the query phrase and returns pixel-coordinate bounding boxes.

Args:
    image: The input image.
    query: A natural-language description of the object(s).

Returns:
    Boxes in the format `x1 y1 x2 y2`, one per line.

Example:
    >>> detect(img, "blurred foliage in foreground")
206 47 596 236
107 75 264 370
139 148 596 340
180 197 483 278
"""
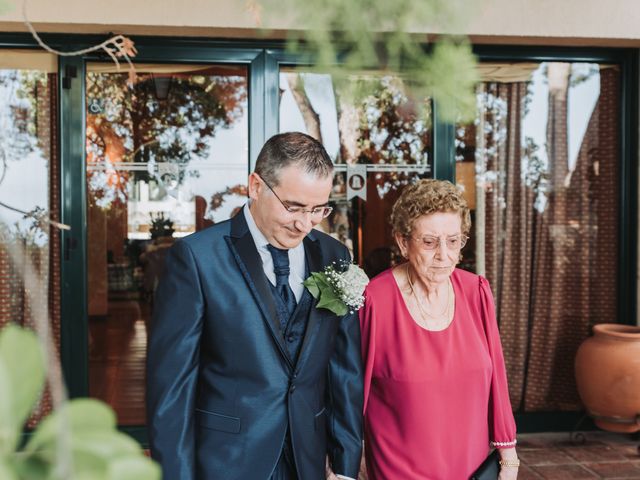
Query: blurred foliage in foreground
260 0 479 122
0 325 160 480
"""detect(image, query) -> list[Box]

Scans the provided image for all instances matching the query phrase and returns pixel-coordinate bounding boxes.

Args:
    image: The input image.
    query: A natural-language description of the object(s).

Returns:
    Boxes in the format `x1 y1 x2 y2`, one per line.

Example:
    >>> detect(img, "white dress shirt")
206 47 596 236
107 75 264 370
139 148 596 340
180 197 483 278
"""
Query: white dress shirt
243 205 355 480
243 204 306 301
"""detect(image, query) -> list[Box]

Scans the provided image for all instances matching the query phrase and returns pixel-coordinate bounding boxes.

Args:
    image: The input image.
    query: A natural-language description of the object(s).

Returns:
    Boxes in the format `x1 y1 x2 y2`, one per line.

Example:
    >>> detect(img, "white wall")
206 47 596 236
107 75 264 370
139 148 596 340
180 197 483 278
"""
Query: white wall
1 0 640 46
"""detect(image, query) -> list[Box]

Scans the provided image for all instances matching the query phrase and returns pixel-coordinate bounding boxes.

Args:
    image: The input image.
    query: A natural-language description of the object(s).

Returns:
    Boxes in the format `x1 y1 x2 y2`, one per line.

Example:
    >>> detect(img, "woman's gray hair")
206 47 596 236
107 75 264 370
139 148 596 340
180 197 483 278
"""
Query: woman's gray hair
390 179 471 237
254 132 334 186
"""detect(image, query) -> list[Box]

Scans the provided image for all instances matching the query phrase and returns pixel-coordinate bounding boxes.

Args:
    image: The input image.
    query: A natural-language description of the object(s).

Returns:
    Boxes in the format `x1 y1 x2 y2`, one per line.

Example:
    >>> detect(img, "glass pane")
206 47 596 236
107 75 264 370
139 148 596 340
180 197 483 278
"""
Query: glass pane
0 51 60 424
86 63 248 425
279 69 431 272
456 62 620 412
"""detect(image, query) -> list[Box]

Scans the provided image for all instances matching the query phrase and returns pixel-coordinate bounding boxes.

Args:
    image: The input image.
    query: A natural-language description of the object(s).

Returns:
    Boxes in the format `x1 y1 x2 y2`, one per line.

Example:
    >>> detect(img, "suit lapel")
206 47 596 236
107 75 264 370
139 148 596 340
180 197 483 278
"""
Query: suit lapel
225 211 293 370
295 233 324 368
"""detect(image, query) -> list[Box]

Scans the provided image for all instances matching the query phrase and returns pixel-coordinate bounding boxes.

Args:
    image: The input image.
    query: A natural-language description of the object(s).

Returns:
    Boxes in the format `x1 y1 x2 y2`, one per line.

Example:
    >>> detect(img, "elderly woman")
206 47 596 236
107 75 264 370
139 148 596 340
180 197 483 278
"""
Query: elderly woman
359 179 518 480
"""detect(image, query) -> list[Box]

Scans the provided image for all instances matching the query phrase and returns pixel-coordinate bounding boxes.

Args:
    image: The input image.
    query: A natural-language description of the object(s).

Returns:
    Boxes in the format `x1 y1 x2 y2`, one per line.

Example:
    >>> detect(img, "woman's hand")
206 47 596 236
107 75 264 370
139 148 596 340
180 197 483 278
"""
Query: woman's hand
498 465 518 480
498 447 519 480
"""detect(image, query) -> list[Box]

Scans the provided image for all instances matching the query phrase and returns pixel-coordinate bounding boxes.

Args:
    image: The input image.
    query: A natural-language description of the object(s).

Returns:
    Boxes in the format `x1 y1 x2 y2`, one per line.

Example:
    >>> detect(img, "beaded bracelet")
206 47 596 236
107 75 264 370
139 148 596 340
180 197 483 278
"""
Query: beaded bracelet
498 459 521 468
491 439 517 447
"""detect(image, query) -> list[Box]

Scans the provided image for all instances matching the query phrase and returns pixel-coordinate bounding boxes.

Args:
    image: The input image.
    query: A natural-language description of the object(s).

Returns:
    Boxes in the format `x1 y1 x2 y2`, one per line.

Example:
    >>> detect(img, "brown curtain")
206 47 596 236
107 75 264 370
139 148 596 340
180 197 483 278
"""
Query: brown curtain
482 65 619 412
482 81 535 411
32 72 62 425
524 65 619 411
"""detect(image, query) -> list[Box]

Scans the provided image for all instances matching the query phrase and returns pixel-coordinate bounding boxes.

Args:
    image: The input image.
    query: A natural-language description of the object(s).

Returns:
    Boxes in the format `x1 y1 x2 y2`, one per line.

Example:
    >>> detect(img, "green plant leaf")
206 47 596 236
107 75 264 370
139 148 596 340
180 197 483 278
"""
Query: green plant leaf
11 455 49 480
0 0 14 16
25 399 117 454
316 284 339 302
316 288 348 316
61 448 109 480
69 430 141 460
261 0 478 124
0 325 45 452
0 355 15 454
315 273 332 289
303 274 321 298
0 457 18 480
24 432 150 480
317 299 348 316
107 455 161 480
304 272 333 298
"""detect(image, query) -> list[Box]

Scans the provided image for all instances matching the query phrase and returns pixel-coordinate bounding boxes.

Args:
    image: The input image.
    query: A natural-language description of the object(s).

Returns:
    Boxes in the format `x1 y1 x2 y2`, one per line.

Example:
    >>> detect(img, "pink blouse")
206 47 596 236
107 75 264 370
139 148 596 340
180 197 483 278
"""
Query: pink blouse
359 268 516 480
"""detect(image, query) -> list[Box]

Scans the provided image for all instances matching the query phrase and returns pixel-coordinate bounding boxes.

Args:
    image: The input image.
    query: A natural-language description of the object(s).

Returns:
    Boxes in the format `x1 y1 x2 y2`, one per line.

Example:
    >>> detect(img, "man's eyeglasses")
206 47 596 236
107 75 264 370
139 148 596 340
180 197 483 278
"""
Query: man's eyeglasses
259 175 333 218
410 234 468 251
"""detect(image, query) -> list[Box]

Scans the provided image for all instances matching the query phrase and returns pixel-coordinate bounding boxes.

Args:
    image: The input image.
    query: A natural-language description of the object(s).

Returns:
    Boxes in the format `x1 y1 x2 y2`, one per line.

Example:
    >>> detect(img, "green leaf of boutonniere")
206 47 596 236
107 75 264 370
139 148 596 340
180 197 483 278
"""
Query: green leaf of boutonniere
302 272 328 299
303 262 369 316
316 288 349 316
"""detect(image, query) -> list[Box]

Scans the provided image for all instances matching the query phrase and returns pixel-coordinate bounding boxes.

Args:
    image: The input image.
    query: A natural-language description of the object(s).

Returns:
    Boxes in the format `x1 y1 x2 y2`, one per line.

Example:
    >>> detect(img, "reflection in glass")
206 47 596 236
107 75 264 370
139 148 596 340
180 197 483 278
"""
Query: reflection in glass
86 64 248 425
455 62 620 413
279 70 431 269
0 52 59 425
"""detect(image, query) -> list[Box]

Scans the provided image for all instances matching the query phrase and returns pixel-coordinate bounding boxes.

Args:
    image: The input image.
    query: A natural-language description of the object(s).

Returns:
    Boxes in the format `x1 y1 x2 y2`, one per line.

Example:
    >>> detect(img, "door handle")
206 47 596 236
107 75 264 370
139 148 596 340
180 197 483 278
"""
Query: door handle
64 237 77 261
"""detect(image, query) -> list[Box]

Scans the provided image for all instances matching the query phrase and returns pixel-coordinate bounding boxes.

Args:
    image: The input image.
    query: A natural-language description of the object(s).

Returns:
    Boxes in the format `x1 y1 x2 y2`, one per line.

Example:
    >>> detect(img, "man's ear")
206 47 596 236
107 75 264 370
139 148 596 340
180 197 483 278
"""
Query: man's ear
248 172 261 201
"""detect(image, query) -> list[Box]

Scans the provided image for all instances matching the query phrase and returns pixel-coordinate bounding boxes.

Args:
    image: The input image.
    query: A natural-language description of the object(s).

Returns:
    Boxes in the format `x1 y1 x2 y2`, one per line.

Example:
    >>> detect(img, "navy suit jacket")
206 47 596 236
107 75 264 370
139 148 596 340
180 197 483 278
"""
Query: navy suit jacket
146 210 364 479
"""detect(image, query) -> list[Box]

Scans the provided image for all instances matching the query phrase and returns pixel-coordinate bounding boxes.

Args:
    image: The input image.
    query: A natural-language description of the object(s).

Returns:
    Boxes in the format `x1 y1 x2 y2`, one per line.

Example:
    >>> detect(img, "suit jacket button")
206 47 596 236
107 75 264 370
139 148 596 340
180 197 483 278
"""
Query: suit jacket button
289 384 296 394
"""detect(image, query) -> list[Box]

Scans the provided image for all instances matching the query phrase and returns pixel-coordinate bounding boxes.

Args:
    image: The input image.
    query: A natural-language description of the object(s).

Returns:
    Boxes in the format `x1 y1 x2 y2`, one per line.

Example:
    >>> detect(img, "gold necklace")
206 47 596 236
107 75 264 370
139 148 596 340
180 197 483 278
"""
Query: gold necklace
406 264 452 322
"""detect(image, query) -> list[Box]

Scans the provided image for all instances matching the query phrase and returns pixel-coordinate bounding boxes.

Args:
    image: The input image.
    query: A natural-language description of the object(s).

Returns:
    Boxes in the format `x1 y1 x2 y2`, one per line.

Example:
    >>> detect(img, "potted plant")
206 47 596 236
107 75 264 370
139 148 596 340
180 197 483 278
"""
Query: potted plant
149 212 174 240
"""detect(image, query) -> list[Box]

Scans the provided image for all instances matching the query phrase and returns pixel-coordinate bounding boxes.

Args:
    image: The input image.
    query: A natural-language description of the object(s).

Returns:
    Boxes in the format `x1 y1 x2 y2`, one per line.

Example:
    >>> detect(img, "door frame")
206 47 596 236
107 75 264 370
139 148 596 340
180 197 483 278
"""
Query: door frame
0 34 637 440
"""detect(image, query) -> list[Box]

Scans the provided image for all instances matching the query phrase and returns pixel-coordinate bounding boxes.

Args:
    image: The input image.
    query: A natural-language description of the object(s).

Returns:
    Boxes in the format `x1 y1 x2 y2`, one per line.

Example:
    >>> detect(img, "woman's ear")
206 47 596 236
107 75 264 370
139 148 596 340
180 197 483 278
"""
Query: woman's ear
395 233 408 259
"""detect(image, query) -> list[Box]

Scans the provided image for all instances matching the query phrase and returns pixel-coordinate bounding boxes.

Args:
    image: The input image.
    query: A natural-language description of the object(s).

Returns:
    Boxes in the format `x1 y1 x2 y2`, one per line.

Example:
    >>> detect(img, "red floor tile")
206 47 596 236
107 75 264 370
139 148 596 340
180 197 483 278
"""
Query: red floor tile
532 464 599 479
519 448 576 466
89 299 148 426
583 461 640 478
564 445 628 463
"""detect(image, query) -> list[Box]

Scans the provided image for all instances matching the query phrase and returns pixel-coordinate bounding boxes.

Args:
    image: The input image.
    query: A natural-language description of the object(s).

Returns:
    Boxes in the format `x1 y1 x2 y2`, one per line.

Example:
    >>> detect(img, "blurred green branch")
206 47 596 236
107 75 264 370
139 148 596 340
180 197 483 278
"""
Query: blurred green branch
260 0 479 122
0 0 13 15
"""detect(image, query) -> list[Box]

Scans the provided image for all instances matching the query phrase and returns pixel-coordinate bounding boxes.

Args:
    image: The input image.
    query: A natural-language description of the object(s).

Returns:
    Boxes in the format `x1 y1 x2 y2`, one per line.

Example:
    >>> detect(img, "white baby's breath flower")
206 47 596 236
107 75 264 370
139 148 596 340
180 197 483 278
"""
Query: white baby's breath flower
334 264 369 311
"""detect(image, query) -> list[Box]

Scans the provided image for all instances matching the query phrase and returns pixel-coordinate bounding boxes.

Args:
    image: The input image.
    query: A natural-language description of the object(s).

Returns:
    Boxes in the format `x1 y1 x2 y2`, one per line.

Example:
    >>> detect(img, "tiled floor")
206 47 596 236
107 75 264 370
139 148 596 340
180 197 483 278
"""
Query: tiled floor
89 299 148 425
514 431 640 479
354 432 640 479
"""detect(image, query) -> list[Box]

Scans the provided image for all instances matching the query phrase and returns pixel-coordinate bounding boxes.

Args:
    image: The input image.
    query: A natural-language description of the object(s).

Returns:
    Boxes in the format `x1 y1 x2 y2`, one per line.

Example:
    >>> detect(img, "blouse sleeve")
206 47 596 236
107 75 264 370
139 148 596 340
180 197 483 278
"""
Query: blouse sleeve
359 288 376 415
479 276 517 448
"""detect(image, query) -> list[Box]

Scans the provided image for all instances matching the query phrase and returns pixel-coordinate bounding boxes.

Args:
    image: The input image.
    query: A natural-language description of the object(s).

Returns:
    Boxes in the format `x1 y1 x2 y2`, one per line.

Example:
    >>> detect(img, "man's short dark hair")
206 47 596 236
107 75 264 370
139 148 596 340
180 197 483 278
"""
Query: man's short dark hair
254 132 334 186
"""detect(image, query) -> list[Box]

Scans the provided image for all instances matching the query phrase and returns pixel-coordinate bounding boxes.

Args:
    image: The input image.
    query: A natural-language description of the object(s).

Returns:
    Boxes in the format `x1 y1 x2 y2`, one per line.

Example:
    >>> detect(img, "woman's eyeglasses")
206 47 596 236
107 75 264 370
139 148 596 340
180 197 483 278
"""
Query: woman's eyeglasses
411 234 468 251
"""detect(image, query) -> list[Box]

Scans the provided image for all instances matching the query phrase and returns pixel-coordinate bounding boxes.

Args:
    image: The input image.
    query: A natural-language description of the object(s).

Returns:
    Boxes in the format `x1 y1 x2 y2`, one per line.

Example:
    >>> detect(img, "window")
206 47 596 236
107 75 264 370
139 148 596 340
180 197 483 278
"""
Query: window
279 68 432 275
85 62 249 424
456 62 620 412
0 50 60 425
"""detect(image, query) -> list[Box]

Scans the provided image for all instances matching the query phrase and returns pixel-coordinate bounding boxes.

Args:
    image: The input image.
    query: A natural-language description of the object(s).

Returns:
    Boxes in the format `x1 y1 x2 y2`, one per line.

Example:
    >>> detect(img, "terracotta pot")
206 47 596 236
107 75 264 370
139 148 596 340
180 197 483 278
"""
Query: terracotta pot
575 323 640 433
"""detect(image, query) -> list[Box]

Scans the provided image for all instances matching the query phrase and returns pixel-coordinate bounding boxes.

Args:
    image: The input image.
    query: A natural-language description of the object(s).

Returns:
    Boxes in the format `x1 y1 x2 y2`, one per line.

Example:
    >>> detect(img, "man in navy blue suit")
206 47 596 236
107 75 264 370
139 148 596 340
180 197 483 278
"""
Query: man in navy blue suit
147 132 363 479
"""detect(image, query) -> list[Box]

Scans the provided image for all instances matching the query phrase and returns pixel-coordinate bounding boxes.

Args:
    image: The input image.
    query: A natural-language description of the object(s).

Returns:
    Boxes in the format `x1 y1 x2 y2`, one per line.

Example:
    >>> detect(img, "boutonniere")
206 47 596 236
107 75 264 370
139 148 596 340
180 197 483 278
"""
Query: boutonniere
303 261 369 316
